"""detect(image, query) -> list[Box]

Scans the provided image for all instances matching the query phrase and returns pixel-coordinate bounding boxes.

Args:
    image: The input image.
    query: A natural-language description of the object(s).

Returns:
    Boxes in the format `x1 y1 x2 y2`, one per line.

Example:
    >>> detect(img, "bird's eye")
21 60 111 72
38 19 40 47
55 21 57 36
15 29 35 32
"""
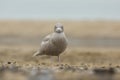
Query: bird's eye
55 26 57 28
54 26 56 32
61 26 63 29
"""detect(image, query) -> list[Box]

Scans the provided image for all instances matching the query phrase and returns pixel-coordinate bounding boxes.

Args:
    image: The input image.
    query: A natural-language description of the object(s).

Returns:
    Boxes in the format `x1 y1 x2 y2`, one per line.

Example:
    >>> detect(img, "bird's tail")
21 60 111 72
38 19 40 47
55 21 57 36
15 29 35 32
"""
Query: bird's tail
33 51 41 57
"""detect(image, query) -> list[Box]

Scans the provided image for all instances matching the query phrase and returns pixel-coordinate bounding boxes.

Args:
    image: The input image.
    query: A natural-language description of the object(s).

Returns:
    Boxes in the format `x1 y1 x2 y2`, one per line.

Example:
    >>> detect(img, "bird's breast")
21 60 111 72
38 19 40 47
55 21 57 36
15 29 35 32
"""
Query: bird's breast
51 33 67 49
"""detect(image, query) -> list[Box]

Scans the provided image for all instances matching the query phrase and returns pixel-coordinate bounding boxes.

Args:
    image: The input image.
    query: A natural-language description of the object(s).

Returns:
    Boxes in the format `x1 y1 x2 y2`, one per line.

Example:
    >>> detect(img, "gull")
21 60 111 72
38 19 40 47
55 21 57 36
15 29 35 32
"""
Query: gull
33 23 68 62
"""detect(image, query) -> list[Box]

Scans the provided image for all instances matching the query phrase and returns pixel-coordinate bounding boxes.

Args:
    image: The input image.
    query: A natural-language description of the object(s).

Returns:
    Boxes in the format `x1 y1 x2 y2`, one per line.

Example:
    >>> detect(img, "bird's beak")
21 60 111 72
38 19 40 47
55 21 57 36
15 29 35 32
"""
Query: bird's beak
56 28 62 33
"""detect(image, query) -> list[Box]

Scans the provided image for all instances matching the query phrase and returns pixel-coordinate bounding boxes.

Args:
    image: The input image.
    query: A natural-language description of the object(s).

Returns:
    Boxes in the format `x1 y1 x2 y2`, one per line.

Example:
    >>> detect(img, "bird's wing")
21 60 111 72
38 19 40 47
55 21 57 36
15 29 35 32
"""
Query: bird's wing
33 34 52 56
38 34 53 55
41 34 52 45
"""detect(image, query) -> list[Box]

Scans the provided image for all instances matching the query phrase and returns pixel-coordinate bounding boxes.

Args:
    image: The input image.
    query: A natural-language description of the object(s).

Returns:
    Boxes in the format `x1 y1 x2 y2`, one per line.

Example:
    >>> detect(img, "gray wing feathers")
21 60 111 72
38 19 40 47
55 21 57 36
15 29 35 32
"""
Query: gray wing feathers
33 34 52 56
33 32 67 56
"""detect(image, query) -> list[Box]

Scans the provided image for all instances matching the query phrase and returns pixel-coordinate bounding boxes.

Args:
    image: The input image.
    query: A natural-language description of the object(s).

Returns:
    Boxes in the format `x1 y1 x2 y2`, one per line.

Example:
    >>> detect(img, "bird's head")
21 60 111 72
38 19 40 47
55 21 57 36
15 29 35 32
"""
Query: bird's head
54 23 64 33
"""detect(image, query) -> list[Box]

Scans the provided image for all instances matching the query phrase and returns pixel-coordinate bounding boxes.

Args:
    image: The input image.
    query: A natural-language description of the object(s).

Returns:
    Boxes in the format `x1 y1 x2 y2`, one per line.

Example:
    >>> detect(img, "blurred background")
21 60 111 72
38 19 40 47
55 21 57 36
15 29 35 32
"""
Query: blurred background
1 0 120 80
0 0 120 49
0 0 120 20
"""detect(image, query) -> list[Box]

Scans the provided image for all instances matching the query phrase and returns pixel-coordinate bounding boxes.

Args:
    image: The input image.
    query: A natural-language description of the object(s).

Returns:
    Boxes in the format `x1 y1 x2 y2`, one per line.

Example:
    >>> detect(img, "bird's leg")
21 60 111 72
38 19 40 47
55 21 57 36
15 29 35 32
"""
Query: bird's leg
58 55 61 63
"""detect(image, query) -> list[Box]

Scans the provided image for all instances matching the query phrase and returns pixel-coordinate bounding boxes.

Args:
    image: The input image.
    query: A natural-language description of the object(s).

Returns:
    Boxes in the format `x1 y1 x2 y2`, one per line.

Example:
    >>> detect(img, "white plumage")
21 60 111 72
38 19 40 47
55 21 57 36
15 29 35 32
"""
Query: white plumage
33 23 68 62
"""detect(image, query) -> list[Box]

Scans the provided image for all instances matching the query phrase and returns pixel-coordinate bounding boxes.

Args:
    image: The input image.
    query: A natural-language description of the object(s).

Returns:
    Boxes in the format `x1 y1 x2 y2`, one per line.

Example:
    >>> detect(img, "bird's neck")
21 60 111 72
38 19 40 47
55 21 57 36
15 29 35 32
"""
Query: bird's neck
52 32 67 44
53 32 65 38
